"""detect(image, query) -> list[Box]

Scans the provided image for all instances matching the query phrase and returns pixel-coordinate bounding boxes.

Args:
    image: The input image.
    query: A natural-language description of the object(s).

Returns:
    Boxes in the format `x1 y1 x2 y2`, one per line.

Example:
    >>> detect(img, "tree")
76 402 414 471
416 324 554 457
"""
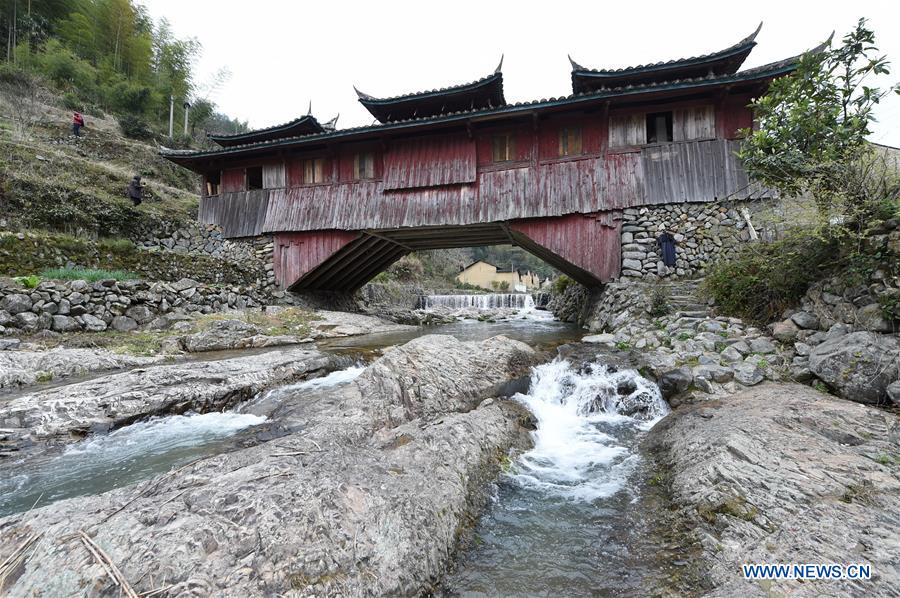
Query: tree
738 19 900 236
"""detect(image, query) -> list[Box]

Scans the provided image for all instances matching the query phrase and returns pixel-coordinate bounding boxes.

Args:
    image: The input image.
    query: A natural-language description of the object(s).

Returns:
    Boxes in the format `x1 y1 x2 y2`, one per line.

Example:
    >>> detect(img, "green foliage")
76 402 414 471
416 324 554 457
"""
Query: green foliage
702 230 839 324
739 19 900 236
491 280 511 292
13 274 42 288
470 245 557 278
40 266 139 281
0 0 246 144
552 275 573 295
117 113 153 140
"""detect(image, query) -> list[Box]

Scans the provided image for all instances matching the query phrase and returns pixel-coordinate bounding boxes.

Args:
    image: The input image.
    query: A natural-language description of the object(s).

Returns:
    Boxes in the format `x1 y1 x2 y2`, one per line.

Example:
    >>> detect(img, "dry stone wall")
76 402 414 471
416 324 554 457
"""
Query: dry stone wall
619 198 809 279
0 278 265 335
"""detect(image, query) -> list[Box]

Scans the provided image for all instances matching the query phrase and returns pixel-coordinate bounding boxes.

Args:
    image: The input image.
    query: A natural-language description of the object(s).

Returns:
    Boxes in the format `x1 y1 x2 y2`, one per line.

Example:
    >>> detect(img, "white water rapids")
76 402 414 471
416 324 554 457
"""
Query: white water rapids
445 358 670 595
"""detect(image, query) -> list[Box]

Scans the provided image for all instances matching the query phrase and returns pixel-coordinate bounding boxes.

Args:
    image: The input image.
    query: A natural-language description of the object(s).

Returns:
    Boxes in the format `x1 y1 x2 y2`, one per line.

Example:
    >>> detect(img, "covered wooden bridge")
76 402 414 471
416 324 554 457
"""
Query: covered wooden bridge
162 25 817 291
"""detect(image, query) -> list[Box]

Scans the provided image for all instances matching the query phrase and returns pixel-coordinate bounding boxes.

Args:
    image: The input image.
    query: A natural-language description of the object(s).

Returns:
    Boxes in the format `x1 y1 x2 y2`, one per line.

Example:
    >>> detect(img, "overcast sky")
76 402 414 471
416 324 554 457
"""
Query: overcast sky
138 0 899 146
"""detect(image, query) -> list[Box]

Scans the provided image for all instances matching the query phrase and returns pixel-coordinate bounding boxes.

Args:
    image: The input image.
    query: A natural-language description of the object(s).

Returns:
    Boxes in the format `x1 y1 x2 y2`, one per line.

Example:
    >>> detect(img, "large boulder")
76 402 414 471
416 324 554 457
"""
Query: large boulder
808 331 900 404
657 367 693 399
645 383 900 595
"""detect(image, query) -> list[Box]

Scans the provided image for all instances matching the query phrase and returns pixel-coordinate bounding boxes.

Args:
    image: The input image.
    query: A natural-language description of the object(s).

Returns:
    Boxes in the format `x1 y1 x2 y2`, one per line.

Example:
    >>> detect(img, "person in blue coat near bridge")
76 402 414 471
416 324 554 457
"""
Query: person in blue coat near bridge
657 229 677 272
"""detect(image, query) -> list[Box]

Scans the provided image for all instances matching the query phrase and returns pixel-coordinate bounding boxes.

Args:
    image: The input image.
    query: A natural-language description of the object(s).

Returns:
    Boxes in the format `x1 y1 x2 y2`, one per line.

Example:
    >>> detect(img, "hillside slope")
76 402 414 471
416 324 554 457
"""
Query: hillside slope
1 108 199 238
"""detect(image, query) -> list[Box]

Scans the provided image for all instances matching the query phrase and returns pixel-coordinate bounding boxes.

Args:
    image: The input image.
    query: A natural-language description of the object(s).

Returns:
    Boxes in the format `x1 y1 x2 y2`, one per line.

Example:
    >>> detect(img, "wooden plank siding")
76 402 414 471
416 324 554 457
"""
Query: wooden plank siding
673 106 715 141
222 168 245 193
202 190 270 238
641 139 768 203
202 139 770 238
382 134 476 190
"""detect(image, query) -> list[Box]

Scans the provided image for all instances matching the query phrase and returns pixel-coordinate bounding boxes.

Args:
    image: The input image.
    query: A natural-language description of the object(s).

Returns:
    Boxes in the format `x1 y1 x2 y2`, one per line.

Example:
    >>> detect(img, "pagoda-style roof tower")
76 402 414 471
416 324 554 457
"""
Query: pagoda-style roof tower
355 58 506 123
207 110 338 148
569 23 763 93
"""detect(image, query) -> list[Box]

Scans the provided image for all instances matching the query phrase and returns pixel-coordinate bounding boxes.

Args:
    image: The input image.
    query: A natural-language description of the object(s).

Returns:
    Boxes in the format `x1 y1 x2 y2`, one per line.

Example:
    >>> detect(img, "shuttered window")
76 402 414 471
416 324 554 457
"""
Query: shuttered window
492 134 516 162
353 152 375 180
303 158 326 184
558 127 583 157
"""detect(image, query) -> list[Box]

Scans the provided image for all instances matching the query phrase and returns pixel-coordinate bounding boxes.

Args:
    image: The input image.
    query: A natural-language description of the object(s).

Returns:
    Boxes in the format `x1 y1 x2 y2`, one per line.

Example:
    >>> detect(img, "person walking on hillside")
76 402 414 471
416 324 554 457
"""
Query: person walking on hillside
127 175 145 207
72 111 85 137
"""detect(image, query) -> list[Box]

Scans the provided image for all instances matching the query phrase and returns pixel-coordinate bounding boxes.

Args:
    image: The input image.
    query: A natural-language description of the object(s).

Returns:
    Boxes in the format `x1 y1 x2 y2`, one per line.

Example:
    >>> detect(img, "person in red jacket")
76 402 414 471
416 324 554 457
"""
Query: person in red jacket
72 112 85 137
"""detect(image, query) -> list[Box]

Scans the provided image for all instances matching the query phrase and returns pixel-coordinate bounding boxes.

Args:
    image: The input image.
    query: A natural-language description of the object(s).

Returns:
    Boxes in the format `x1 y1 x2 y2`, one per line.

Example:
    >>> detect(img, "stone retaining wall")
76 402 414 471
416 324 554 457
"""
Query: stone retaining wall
620 198 810 279
134 224 277 292
0 278 265 335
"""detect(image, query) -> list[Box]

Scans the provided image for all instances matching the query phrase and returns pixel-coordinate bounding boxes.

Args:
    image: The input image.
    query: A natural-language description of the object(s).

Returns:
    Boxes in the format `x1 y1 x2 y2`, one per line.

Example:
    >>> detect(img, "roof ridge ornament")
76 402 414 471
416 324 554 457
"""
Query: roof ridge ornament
568 54 585 72
495 54 504 74
353 86 375 101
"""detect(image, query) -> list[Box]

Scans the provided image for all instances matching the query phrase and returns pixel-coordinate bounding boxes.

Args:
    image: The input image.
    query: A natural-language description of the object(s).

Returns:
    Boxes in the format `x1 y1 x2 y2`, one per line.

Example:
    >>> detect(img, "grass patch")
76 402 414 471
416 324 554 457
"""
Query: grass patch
697 495 758 523
40 266 139 282
195 307 322 338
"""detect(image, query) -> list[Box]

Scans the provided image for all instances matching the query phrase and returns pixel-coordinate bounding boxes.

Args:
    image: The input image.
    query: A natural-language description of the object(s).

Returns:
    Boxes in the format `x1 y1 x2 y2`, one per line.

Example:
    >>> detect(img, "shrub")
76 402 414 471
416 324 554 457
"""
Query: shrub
117 114 154 141
387 255 425 282
40 266 139 282
647 285 671 317
702 230 838 324
552 275 573 295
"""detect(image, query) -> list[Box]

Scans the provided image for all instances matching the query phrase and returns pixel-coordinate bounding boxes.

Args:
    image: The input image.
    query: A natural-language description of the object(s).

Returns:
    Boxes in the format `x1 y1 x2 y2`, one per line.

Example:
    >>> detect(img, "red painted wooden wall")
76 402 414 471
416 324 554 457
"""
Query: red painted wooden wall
273 230 360 288
222 168 245 192
383 134 476 190
510 212 622 282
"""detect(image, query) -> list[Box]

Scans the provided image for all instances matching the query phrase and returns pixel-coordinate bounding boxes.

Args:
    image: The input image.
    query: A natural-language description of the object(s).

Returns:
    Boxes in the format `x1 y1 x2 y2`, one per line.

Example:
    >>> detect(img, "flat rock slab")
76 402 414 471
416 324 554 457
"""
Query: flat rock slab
0 334 538 596
312 310 416 338
646 383 900 596
0 347 334 449
0 348 163 390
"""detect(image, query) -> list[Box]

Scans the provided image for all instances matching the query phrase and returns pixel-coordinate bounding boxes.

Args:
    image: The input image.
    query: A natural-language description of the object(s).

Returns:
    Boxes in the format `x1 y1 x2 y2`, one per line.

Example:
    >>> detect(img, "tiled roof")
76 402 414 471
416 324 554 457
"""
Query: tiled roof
355 58 504 104
569 23 762 77
161 43 823 165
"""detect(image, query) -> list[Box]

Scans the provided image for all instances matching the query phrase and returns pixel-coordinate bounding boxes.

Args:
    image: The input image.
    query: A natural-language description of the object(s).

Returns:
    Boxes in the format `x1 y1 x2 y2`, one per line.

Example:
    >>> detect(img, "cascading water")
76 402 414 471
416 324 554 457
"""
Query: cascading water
423 294 536 311
444 358 670 596
0 363 367 518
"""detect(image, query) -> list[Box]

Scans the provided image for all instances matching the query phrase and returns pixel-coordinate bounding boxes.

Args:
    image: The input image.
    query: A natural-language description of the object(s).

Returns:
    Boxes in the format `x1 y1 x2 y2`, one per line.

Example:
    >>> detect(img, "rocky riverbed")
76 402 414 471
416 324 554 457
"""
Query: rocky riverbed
0 335 540 596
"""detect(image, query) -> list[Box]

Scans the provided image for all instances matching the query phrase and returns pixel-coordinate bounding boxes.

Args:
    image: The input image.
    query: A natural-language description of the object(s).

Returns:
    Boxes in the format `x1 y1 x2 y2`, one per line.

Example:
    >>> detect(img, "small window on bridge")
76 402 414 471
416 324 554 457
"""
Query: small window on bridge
492 134 516 162
354 153 375 180
246 166 263 190
303 158 326 184
558 127 583 157
646 112 673 144
205 171 220 196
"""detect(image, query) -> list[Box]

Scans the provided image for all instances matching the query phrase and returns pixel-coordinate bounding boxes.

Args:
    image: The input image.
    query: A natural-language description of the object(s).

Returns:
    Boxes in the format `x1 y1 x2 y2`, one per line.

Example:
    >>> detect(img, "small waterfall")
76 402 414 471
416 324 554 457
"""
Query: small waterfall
423 294 536 310
444 358 671 593
512 359 669 501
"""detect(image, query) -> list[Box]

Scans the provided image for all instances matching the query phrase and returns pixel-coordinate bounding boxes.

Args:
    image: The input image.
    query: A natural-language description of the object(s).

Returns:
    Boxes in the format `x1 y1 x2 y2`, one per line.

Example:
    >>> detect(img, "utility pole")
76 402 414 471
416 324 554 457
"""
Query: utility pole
168 95 174 139
183 101 190 136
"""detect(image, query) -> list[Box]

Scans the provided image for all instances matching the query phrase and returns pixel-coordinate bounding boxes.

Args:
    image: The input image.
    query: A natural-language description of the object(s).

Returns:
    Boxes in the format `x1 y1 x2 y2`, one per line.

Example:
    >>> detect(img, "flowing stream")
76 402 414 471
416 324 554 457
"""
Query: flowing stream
443 358 670 596
0 303 673 595
0 364 367 517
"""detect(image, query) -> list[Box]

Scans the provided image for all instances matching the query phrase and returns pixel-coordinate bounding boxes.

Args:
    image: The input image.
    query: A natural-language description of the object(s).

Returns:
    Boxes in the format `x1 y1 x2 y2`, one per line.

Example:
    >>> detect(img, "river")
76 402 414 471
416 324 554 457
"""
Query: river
1 294 673 595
